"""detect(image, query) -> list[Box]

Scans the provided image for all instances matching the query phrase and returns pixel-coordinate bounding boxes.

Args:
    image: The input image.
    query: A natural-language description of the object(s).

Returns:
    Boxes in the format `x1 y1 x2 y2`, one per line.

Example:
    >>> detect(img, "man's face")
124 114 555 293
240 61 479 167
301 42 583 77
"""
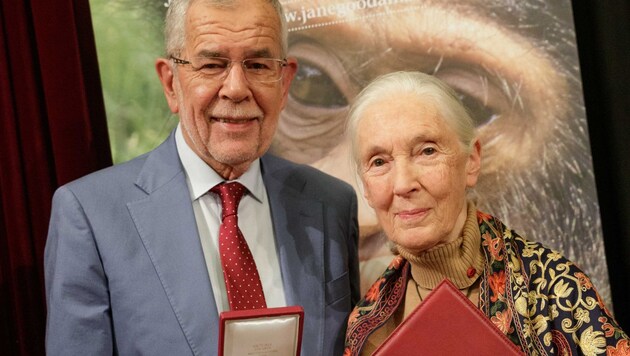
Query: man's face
272 0 569 258
161 0 296 178
357 94 481 255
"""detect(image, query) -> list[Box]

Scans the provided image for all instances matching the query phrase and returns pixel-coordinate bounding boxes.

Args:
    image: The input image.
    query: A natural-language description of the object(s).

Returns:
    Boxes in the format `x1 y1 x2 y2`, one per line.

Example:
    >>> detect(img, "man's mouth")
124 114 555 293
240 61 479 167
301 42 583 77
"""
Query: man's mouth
212 117 258 124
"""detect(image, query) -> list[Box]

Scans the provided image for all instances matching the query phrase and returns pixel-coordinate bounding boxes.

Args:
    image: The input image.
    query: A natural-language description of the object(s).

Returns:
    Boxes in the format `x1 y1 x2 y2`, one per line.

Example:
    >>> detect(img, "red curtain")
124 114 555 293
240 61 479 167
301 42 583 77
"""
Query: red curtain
0 0 112 354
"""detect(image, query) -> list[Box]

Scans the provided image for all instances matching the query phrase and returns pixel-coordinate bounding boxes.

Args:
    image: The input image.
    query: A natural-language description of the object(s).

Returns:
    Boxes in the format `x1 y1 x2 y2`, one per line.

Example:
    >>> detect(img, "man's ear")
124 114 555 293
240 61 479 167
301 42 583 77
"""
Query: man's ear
156 58 179 113
279 57 298 110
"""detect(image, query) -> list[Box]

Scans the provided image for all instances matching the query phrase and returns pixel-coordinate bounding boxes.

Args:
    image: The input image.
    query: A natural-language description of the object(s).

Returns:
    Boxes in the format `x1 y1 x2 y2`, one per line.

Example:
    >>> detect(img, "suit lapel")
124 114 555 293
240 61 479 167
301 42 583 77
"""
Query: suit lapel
261 155 325 355
125 146 329 354
127 133 218 355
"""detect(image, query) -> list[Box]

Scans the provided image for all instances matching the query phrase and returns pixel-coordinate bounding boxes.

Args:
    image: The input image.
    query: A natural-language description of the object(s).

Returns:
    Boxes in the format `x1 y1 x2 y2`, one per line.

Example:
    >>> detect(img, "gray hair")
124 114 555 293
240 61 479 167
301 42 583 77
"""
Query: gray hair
346 71 477 167
164 0 288 57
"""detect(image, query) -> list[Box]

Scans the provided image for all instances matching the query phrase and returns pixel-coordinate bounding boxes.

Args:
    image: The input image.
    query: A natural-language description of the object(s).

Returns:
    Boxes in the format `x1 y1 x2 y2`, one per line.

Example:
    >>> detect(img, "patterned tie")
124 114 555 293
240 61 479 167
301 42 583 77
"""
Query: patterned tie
211 182 267 310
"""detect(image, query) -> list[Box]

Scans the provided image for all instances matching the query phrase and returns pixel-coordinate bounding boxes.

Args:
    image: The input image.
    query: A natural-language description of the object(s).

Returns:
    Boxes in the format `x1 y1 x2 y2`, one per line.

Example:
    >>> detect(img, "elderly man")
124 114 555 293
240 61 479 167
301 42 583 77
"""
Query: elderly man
44 0 359 354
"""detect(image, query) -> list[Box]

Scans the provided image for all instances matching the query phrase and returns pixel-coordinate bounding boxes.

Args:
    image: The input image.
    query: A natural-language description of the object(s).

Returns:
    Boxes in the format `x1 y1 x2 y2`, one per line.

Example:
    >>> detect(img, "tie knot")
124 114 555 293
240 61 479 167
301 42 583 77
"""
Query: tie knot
211 182 246 219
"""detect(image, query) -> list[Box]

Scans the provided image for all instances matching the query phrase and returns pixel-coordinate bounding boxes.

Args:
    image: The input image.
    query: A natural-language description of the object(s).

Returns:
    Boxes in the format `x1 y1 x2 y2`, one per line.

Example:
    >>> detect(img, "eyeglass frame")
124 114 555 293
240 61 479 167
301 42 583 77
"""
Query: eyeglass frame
169 55 288 83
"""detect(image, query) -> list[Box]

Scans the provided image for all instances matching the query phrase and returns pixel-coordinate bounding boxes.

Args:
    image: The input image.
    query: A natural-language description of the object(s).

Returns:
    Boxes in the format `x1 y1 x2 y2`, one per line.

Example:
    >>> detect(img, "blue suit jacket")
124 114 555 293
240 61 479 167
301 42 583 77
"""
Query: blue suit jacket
45 132 360 355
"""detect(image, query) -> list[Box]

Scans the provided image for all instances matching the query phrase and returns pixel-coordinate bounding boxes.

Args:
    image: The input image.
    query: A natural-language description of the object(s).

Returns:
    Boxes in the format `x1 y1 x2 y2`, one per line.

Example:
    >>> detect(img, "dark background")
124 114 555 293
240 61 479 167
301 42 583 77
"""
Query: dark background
0 1 628 354
573 0 630 333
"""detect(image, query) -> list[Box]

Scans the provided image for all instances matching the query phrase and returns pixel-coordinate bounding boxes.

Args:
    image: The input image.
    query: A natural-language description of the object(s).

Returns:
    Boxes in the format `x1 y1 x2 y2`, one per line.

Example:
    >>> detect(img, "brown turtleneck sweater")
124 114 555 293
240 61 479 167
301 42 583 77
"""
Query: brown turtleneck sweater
361 202 485 355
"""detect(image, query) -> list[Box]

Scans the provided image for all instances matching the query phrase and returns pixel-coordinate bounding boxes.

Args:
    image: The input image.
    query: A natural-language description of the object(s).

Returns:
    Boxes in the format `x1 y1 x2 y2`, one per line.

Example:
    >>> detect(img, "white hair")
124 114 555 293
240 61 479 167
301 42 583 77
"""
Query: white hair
164 0 288 57
346 71 477 167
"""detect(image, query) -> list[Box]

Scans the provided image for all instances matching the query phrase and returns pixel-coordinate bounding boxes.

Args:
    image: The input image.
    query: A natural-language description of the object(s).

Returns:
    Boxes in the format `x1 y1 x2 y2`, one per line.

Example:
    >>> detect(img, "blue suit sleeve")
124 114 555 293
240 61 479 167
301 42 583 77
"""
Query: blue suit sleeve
44 186 114 355
348 191 361 306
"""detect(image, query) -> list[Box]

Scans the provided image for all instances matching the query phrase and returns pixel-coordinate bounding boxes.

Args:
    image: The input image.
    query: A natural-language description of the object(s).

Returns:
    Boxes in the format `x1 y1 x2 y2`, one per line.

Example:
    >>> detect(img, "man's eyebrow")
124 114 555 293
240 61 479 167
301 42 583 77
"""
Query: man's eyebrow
245 48 274 58
195 49 223 58
193 49 276 58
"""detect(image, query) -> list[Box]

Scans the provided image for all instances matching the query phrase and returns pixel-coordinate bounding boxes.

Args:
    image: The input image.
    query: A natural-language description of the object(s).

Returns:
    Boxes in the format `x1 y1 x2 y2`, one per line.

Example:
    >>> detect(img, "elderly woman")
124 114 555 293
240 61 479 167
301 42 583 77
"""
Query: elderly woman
343 72 628 355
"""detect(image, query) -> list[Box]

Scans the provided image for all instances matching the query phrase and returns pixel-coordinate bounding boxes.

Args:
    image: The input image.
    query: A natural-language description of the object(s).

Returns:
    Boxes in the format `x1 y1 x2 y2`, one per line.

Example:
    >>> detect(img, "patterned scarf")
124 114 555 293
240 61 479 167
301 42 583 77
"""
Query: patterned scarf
344 211 629 356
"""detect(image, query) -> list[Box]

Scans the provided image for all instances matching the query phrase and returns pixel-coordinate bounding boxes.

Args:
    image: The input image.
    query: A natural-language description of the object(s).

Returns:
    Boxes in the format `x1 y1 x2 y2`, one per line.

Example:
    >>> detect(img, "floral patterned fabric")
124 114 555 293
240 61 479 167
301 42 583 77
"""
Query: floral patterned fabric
344 211 629 356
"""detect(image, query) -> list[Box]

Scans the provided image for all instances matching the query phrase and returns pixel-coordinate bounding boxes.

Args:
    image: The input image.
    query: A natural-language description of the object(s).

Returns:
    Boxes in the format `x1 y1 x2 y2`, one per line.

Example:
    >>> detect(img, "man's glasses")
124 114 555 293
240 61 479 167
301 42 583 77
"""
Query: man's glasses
170 56 287 83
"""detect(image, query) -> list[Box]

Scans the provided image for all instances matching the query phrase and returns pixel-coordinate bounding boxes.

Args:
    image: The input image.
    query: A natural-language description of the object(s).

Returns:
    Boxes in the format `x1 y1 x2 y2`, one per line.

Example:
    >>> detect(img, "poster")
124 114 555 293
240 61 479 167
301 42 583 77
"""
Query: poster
270 0 611 303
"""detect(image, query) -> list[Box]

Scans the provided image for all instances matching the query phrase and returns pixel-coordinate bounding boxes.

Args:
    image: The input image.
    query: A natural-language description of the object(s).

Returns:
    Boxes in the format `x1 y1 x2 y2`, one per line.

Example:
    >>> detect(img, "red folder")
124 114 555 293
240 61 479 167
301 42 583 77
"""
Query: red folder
219 306 304 356
373 279 524 355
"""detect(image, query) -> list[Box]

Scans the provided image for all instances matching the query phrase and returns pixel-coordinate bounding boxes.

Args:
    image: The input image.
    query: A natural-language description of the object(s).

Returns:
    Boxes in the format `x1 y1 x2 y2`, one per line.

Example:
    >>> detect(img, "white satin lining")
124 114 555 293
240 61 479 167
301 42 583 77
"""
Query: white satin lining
223 315 301 355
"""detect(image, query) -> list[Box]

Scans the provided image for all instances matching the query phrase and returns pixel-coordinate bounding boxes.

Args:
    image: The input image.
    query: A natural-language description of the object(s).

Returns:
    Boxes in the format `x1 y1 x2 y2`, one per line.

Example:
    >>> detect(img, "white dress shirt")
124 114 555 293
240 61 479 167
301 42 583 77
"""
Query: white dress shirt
175 125 286 313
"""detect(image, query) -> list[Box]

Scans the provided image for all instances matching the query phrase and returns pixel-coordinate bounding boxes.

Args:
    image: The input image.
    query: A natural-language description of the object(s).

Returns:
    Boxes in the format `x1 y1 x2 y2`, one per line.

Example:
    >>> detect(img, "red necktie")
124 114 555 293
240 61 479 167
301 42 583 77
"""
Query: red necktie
211 182 267 310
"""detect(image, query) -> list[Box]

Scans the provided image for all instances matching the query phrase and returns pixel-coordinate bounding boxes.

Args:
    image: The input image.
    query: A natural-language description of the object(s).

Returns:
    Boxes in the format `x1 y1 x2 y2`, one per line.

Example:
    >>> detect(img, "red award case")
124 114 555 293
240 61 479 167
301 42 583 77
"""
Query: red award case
373 279 524 355
219 306 304 356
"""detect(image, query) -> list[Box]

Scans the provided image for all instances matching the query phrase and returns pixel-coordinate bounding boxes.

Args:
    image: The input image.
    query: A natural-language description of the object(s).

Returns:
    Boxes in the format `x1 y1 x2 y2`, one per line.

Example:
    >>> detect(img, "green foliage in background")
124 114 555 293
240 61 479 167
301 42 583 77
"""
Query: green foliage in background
90 0 176 164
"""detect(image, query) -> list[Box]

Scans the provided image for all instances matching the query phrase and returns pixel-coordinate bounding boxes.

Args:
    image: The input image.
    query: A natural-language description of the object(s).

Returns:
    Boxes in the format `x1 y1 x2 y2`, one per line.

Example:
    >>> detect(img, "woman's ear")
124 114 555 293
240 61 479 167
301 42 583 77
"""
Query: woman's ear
466 139 482 187
156 58 179 113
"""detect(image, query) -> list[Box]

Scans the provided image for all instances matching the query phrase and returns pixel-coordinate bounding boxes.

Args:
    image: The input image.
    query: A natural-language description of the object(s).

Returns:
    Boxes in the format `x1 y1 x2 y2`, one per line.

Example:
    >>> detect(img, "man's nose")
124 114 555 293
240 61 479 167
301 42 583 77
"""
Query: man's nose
218 62 251 102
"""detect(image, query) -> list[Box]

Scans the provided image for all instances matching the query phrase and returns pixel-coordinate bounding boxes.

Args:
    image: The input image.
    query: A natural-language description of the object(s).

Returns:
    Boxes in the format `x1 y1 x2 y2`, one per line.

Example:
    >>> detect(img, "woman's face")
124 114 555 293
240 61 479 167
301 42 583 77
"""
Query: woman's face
272 0 567 257
356 94 481 255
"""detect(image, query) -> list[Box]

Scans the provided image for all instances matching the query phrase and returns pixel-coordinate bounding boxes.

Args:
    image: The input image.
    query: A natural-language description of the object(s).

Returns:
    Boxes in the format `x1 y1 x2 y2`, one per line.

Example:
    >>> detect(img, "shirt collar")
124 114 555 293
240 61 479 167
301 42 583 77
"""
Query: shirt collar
175 124 264 202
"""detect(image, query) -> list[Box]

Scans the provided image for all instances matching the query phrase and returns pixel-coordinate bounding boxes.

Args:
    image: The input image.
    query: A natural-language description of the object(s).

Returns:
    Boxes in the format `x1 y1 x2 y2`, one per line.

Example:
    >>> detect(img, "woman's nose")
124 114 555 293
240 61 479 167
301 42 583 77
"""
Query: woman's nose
392 160 420 196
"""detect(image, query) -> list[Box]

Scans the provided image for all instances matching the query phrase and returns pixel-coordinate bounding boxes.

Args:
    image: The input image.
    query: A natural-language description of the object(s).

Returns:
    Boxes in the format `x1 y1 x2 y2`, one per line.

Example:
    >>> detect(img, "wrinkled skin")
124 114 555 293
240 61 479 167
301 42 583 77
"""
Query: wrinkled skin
356 93 482 256
157 0 297 180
